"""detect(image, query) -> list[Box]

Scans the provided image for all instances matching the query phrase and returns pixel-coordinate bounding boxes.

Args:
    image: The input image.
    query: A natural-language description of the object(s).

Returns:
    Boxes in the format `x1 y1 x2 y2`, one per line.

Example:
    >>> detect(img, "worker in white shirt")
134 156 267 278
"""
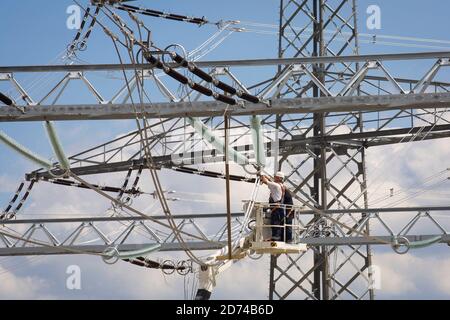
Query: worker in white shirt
259 171 286 241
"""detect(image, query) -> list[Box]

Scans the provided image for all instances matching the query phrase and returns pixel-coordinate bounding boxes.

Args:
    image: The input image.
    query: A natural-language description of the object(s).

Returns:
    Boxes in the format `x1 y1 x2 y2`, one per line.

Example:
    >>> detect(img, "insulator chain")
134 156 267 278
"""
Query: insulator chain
116 3 209 26
0 179 35 220
124 257 194 276
142 43 262 106
109 165 144 212
66 6 100 58
42 177 142 197
170 166 256 183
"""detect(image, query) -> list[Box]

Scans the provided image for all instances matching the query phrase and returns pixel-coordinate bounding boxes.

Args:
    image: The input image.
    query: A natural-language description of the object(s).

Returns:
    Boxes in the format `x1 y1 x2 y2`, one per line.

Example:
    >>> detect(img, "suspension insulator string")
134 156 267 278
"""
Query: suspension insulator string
170 52 261 104
66 6 101 57
116 3 209 26
1 180 36 220
0 92 13 106
41 177 142 196
168 166 256 183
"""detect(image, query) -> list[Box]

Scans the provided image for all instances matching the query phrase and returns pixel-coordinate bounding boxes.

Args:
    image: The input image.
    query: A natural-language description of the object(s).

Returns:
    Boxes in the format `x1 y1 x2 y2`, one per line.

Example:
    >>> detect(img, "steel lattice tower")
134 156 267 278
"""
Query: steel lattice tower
269 0 374 300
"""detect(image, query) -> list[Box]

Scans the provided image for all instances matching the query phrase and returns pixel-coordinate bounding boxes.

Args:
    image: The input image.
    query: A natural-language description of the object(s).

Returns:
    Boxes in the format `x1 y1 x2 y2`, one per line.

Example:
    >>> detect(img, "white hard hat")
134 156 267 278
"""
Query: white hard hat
275 171 285 180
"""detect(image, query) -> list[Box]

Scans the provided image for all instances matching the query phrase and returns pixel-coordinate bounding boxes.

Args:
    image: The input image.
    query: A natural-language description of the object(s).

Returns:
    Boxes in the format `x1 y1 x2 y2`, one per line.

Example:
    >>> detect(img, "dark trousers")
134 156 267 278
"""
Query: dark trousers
271 207 285 241
285 213 293 242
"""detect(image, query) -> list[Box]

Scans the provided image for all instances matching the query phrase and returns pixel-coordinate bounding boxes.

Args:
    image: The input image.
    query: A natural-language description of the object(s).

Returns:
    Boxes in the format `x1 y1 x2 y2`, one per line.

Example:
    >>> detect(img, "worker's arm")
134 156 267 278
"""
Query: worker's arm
259 174 272 185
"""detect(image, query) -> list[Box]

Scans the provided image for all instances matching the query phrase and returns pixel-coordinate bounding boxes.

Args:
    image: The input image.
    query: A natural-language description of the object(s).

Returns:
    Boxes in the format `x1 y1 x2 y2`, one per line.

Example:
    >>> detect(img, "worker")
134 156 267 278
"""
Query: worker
260 171 285 241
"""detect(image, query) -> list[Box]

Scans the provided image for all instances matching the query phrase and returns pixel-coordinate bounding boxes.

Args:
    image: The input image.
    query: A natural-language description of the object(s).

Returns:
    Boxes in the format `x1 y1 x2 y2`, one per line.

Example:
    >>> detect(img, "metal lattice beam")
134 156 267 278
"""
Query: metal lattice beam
1 92 450 121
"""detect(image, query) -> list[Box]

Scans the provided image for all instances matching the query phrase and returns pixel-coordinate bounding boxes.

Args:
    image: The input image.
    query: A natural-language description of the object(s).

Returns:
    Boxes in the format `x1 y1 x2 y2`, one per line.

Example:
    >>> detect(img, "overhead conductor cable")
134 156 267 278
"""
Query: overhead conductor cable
44 121 70 171
250 115 266 168
0 130 52 168
186 117 250 166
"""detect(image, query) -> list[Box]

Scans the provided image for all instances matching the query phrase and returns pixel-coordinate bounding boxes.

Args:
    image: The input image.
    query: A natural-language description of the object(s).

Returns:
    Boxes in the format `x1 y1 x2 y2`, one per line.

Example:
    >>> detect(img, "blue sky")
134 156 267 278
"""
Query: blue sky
1 0 449 163
1 0 450 300
2 0 450 64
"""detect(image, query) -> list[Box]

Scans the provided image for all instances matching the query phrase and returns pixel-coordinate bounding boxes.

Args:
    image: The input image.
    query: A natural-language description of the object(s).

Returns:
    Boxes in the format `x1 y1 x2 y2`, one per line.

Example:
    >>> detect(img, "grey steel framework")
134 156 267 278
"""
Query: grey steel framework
1 206 450 257
0 0 450 300
269 0 449 300
269 0 370 300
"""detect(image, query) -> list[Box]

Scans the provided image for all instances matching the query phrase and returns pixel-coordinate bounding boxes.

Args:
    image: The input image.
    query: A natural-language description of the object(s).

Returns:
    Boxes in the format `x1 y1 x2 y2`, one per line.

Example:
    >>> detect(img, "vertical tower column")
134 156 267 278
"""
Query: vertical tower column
269 0 374 300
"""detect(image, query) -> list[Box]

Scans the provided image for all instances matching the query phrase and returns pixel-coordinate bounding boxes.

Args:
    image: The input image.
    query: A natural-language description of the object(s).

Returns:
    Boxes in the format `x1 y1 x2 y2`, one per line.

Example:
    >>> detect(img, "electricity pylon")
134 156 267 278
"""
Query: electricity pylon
269 0 374 300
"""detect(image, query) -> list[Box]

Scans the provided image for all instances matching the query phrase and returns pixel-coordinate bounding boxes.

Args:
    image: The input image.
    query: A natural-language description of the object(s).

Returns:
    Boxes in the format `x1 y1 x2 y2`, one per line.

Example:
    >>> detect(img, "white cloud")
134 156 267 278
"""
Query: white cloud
0 265 53 299
214 257 270 300
372 252 418 295
373 251 450 298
